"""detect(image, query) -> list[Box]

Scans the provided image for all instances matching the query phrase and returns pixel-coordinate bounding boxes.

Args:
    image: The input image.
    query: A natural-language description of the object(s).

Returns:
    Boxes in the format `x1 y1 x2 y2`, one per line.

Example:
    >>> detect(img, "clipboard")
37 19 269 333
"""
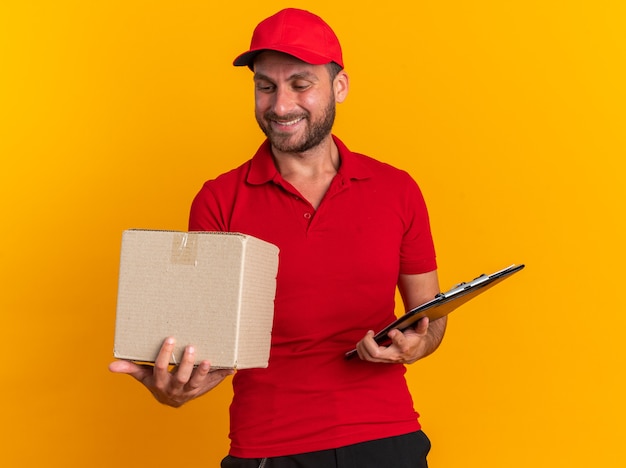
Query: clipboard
344 264 525 360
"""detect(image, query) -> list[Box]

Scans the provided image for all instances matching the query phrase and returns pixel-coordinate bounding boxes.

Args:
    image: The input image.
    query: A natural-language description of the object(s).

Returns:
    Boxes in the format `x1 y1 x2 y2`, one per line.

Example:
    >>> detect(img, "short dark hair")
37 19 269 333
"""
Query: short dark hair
326 62 343 82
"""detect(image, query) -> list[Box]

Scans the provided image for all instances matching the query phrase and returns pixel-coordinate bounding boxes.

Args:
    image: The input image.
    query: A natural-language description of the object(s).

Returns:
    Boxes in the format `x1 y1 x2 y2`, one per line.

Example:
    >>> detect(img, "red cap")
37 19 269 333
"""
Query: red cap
233 8 343 69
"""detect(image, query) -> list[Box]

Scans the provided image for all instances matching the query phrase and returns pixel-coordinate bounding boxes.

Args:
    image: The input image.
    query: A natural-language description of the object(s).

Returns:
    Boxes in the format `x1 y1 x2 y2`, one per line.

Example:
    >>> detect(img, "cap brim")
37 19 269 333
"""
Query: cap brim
233 46 341 68
233 50 262 67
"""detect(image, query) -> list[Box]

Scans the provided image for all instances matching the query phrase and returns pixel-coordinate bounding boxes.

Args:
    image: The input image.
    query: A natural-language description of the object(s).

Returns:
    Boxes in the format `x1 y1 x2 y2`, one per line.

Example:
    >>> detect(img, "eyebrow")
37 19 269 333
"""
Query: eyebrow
253 71 319 83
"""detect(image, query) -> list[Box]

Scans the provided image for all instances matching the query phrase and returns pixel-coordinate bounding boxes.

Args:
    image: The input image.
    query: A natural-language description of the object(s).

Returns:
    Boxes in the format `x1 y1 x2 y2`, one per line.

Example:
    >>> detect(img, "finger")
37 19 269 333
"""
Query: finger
153 337 176 387
186 360 211 389
187 362 234 391
206 368 236 385
172 345 197 387
109 360 135 373
354 331 371 360
391 325 434 364
388 329 414 358
108 360 152 382
184 365 234 397
388 328 406 348
358 330 386 361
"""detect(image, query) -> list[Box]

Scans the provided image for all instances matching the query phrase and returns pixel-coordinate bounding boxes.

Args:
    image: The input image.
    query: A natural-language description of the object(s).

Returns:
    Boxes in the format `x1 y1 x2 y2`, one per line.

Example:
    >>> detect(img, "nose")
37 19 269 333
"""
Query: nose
271 87 296 116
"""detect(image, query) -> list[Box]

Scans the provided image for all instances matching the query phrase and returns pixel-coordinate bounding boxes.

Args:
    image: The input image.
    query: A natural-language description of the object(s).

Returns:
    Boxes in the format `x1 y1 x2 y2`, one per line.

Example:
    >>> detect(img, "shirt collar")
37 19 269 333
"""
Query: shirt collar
246 135 373 185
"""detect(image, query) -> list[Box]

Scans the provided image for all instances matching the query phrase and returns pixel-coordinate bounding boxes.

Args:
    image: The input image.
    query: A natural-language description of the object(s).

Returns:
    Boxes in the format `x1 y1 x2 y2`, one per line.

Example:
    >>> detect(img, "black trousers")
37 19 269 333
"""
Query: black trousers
221 431 431 468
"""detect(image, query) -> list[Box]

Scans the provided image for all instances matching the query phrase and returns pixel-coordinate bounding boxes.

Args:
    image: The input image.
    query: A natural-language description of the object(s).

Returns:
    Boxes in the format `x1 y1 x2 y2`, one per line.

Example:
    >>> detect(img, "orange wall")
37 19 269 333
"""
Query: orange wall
2 1 625 467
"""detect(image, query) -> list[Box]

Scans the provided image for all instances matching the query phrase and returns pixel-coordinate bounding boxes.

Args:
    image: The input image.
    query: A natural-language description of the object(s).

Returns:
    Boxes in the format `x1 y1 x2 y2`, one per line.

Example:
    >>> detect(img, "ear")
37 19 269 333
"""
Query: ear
333 71 349 104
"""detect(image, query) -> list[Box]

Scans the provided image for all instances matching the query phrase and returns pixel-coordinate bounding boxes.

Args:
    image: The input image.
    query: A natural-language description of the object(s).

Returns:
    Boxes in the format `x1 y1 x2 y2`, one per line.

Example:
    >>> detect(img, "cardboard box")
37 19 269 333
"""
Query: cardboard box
113 229 279 369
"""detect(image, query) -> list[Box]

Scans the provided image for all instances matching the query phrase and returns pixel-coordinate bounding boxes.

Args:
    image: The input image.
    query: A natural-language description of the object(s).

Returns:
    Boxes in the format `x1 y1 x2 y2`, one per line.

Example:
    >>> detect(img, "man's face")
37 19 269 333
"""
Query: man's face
253 51 338 154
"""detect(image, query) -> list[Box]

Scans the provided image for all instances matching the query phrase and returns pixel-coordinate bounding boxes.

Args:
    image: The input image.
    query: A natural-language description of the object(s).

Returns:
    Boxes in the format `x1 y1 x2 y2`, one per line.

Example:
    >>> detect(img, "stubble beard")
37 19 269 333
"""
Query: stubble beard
257 97 336 154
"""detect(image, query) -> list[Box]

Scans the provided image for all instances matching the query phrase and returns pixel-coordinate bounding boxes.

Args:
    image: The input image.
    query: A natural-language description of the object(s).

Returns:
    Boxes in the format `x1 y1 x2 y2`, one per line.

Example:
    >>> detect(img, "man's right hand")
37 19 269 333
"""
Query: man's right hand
109 337 234 407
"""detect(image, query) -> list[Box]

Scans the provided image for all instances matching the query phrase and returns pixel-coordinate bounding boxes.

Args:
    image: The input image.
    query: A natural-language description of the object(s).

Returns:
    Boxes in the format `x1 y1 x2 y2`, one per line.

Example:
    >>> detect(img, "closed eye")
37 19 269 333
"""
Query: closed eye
255 82 275 93
292 82 312 92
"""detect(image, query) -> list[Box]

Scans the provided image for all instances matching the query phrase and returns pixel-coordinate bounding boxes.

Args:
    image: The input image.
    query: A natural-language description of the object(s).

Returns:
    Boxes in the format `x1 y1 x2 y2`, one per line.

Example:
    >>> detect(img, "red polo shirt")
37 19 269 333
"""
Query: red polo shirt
189 136 437 458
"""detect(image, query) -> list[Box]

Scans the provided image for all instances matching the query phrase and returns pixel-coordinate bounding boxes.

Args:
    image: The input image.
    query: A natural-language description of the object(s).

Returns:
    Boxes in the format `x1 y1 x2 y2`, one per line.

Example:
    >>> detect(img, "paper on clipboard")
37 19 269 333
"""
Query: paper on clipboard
344 264 525 360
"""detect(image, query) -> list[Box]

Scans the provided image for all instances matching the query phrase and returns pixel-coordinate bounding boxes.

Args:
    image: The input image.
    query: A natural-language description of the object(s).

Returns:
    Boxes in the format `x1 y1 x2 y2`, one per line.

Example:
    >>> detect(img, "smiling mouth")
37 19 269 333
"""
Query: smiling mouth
271 116 305 127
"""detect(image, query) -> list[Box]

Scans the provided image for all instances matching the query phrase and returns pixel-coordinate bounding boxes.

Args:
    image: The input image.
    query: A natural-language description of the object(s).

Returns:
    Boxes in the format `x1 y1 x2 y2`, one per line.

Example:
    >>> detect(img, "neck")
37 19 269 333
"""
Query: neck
271 134 340 179
271 135 340 210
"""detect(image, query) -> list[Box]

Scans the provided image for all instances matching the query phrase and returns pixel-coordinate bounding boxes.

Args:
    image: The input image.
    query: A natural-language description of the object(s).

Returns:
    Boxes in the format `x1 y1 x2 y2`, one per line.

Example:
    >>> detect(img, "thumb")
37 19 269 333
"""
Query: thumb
109 360 151 381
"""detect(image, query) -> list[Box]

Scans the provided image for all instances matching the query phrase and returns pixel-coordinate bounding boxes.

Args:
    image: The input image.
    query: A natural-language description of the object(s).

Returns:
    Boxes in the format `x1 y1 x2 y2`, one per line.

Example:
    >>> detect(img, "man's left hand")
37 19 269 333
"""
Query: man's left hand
355 316 445 364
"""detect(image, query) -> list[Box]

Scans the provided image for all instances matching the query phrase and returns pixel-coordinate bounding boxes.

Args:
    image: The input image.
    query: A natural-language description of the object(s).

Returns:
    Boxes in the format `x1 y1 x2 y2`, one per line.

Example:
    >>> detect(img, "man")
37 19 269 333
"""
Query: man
110 8 446 468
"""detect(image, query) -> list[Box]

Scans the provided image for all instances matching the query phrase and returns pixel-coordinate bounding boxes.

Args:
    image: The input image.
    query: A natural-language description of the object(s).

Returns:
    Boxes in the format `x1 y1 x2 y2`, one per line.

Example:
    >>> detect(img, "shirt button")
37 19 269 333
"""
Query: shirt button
303 212 312 219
